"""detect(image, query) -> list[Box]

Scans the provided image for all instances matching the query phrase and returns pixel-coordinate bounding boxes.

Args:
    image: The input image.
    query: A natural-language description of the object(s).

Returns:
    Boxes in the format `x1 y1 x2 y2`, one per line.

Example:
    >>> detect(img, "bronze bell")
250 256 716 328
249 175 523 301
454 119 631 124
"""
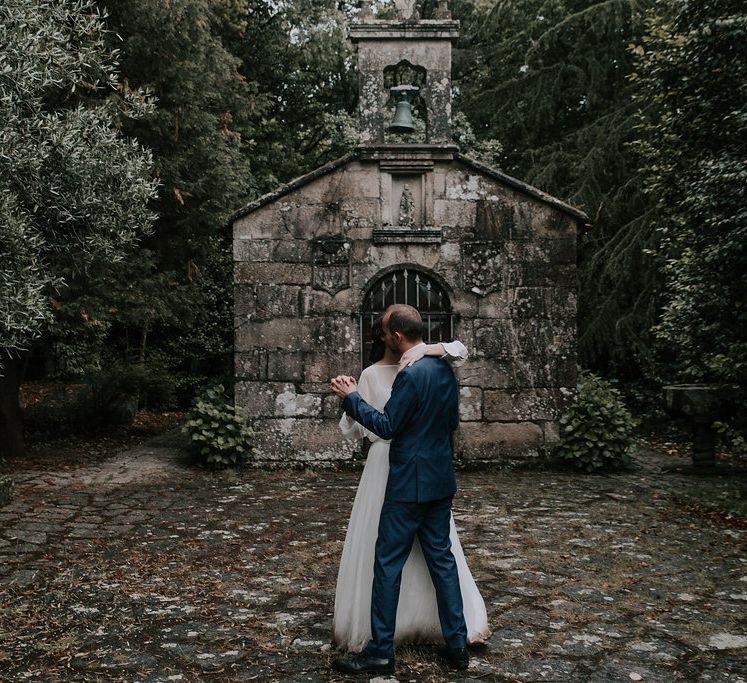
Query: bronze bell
389 85 419 133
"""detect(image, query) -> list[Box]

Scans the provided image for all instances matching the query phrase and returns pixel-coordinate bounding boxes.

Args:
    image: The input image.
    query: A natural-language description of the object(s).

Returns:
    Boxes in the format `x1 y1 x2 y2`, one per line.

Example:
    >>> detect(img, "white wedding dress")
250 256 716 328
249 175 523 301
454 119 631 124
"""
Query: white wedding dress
333 348 490 653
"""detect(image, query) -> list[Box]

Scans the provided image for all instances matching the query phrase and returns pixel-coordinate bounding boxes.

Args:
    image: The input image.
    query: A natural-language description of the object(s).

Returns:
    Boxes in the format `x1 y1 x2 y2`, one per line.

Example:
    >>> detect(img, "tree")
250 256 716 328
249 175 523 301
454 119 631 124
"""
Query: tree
235 0 360 192
0 0 157 458
631 0 747 386
71 0 269 396
458 0 660 377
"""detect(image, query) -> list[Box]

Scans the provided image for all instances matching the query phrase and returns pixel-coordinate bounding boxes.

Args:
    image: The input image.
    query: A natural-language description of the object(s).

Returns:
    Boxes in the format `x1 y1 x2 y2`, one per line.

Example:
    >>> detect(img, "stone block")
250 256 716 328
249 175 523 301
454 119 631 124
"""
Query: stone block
235 351 266 381
459 386 482 421
345 169 381 199
477 291 510 319
550 288 577 318
273 386 322 418
474 199 513 240
455 421 543 460
235 318 324 353
234 238 273 262
434 199 477 228
236 285 302 322
450 293 479 319
303 287 358 316
531 205 577 238
510 287 551 319
266 351 304 382
457 359 513 389
445 168 507 202
235 381 286 418
234 204 282 240
439 240 462 265
234 262 311 286
324 395 344 419
305 352 360 384
513 319 557 357
484 388 575 421
272 239 313 263
252 418 358 462
339 197 381 230
474 320 514 360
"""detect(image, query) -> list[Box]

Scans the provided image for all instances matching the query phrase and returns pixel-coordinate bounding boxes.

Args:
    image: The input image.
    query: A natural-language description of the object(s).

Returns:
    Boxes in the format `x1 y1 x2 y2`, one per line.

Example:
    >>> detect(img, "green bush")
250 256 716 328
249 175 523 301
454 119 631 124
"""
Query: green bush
554 370 637 472
183 385 254 469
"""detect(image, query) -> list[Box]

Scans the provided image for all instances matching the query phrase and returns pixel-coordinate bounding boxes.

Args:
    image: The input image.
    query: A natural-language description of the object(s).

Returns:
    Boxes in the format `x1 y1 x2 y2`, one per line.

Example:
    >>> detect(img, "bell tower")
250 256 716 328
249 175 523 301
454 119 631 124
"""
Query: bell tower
350 1 460 145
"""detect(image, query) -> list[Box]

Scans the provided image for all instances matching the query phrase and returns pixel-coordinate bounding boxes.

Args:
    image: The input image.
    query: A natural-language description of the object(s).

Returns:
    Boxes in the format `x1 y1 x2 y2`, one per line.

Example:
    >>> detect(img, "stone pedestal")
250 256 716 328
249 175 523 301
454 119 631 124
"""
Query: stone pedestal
663 384 732 467
0 476 14 506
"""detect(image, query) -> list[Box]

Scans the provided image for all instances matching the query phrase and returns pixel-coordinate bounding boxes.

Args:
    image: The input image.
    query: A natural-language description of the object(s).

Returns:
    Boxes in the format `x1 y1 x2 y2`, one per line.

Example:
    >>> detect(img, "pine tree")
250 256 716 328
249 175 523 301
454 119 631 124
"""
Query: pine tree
85 0 264 395
631 0 747 387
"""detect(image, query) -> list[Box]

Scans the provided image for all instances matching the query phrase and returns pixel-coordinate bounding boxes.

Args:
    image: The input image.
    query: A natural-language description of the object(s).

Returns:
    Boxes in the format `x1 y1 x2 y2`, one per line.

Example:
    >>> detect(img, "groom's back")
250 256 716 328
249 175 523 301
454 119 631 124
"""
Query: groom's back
386 356 459 503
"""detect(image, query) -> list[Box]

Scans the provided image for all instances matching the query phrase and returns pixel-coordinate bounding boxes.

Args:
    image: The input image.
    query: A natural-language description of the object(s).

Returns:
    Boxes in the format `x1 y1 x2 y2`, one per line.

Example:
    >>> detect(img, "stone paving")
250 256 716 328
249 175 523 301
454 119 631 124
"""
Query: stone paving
0 434 745 682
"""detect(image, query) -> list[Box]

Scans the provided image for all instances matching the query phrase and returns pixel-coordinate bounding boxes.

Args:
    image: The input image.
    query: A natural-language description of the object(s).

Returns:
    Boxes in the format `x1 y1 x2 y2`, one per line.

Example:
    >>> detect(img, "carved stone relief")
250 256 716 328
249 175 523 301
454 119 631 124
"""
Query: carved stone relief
311 237 351 295
463 241 503 296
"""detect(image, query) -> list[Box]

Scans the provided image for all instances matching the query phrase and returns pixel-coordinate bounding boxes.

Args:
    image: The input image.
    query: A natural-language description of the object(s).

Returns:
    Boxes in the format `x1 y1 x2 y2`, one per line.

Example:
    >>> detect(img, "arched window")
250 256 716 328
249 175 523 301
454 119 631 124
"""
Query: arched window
360 267 455 367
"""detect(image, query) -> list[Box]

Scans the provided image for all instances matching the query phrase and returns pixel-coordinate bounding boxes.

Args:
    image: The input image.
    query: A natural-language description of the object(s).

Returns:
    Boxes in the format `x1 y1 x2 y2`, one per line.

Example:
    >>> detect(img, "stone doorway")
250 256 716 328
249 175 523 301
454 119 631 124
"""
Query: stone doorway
359 266 456 367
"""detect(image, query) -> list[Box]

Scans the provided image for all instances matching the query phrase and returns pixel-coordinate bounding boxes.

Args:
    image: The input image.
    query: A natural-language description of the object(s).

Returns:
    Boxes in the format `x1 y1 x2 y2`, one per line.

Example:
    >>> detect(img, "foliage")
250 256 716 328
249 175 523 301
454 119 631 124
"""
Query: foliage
630 0 747 386
184 385 254 469
85 0 262 387
90 360 178 412
235 0 360 191
458 0 659 377
0 0 157 371
554 370 637 472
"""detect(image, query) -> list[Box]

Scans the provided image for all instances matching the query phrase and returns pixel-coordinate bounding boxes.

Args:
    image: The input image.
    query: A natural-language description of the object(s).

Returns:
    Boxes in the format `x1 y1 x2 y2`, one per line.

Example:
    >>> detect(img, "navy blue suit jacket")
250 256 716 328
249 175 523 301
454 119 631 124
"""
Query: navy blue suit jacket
342 356 460 503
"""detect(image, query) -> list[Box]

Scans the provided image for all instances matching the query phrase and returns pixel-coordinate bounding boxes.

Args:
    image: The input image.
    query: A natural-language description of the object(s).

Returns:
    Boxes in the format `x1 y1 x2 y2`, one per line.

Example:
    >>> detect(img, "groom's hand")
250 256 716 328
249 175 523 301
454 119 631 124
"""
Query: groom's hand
330 375 357 398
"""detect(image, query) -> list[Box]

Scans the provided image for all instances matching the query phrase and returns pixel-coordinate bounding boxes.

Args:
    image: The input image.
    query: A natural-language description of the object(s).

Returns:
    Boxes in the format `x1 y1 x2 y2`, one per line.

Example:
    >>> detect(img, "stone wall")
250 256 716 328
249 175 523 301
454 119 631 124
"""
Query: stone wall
233 149 580 465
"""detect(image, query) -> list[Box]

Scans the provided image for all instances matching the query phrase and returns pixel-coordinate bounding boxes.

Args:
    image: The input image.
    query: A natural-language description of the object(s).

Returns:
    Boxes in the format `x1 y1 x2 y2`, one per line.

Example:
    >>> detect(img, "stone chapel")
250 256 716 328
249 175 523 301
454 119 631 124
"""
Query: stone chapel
230 1 589 465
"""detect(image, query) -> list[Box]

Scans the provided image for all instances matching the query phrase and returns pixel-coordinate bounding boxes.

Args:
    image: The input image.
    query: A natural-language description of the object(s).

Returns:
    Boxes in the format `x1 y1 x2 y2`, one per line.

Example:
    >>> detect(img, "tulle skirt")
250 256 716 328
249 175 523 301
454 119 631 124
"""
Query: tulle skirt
332 441 491 652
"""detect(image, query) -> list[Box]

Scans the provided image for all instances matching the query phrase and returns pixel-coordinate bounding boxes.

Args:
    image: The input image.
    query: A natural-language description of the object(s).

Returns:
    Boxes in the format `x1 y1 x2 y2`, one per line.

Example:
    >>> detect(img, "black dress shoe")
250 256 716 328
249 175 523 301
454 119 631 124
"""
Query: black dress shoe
332 651 395 675
437 645 469 670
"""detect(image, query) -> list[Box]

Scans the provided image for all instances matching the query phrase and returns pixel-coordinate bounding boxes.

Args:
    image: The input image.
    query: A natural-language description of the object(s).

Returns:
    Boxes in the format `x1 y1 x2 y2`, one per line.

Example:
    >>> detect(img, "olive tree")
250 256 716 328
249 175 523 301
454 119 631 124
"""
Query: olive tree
0 0 157 457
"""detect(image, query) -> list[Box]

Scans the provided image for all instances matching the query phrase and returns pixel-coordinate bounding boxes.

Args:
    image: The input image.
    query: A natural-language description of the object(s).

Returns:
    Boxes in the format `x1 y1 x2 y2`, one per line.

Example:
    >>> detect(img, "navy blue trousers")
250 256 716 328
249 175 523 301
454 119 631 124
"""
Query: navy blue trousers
365 496 467 658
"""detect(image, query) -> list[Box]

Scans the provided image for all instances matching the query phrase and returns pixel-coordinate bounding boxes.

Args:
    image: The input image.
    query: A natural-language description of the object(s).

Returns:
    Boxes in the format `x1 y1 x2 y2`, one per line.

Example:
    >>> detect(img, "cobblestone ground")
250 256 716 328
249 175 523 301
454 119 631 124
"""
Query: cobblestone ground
0 434 745 682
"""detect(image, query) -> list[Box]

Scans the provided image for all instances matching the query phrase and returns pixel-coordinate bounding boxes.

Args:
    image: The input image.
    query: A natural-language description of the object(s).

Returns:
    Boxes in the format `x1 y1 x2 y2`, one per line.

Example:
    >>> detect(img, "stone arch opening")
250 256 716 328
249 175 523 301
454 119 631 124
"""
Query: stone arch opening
359 265 456 367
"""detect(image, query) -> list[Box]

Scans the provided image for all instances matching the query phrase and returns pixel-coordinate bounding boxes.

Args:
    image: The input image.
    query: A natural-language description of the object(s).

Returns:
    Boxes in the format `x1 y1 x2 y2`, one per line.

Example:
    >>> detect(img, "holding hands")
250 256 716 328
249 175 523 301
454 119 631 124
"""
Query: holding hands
331 375 358 398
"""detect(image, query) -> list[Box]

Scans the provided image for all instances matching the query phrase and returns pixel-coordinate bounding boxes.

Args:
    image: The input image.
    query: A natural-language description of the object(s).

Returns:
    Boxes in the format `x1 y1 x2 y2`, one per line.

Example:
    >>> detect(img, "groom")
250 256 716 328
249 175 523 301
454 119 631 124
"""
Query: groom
330 304 469 675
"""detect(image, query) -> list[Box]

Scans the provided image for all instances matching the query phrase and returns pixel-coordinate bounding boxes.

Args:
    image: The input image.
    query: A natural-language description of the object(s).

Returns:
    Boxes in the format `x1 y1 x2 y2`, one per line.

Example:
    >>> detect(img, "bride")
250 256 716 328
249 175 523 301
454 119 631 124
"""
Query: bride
333 316 490 652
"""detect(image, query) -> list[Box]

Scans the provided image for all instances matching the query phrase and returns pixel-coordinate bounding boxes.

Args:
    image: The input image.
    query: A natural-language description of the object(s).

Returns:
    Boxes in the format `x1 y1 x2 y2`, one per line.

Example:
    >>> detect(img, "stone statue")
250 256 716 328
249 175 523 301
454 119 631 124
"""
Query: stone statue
399 184 415 226
394 0 418 20
360 0 373 19
435 1 452 19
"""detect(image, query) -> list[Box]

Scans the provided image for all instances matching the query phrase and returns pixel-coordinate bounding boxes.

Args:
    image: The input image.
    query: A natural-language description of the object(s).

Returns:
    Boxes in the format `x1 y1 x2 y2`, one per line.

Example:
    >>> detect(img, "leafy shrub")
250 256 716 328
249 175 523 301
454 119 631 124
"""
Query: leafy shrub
183 385 254 469
554 370 637 472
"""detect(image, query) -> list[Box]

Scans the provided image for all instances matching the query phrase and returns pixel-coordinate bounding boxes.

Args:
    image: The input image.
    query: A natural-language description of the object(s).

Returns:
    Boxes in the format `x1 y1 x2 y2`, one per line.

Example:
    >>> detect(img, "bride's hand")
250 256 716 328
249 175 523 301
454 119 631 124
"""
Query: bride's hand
330 375 357 398
399 346 426 369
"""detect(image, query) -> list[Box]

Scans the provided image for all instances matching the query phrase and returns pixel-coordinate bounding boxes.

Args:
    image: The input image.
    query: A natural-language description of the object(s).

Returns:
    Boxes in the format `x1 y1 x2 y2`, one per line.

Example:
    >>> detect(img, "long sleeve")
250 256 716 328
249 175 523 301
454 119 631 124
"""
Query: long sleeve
339 371 374 441
343 369 420 441
441 340 468 368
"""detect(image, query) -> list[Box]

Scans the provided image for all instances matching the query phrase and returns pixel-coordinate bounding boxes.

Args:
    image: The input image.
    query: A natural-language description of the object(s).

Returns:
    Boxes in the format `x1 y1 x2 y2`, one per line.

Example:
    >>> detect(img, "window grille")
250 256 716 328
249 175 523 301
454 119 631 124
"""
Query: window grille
359 268 456 367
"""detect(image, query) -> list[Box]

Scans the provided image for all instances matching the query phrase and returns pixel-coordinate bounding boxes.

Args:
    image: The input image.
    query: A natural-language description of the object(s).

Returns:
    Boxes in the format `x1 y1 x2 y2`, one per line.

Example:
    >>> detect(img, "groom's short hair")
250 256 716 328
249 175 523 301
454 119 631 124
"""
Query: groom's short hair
384 304 424 341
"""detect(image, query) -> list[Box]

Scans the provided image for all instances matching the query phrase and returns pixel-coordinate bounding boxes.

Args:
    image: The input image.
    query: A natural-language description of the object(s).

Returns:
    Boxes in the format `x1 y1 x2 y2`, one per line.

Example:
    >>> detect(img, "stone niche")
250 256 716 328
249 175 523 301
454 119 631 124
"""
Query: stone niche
231 145 588 465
